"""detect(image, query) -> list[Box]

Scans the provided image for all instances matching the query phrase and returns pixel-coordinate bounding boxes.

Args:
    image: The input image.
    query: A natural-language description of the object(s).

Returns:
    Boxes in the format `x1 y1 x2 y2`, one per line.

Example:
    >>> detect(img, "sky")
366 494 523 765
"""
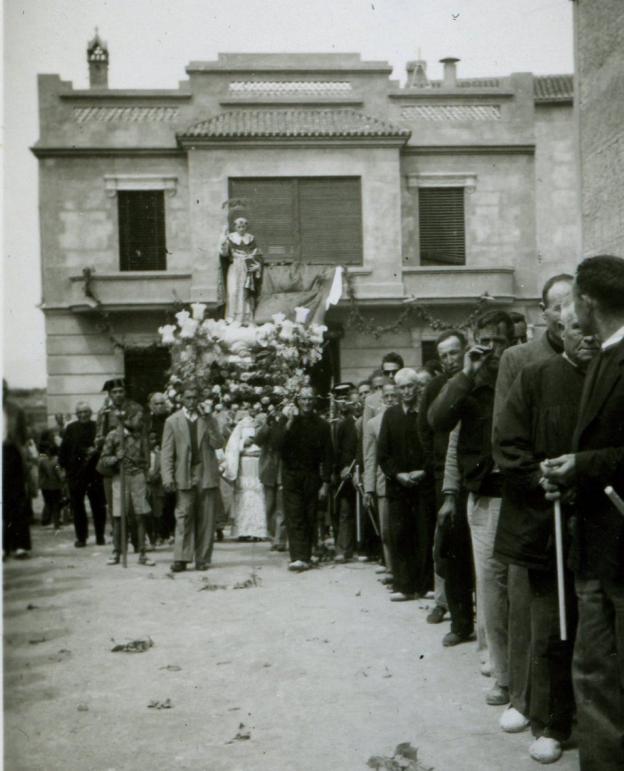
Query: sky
2 0 574 388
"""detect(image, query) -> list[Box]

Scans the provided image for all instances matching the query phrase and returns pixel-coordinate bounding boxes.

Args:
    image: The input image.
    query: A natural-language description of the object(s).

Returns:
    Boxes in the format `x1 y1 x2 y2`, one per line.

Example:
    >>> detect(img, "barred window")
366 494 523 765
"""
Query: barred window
228 177 362 264
418 187 466 266
118 191 166 271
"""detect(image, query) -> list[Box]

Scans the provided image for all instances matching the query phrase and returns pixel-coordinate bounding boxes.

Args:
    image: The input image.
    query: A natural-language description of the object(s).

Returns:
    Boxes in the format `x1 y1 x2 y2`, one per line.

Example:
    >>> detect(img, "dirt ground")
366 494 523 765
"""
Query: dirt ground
4 524 580 771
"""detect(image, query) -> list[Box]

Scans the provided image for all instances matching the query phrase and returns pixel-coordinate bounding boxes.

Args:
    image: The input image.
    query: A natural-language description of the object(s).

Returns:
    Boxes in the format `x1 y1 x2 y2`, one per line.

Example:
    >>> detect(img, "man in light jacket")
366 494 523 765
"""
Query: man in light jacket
161 383 225 573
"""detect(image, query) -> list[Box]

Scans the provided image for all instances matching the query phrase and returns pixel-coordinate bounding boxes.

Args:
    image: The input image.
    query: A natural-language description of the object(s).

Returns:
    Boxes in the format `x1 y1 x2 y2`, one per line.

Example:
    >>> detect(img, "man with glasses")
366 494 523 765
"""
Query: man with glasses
363 353 405 424
59 402 107 547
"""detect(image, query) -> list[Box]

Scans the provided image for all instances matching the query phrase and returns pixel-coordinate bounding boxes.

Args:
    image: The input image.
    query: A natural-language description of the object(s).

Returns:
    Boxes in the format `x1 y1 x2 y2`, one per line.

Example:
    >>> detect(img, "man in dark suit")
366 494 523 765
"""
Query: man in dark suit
419 329 471 641
378 367 434 601
542 255 624 771
58 402 107 547
273 387 333 572
161 383 225 573
494 305 599 764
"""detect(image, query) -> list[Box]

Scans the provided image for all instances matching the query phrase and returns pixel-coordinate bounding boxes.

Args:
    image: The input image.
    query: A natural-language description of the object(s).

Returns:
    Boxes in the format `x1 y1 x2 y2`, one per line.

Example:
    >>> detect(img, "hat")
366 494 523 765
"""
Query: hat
101 378 125 392
332 382 355 399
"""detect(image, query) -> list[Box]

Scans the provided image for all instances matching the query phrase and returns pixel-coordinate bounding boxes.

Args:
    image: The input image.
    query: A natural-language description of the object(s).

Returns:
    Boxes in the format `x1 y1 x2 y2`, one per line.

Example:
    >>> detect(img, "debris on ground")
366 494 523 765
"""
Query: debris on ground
226 723 251 743
367 743 432 770
382 666 392 679
49 648 71 662
198 579 228 592
26 604 39 610
159 664 181 672
77 703 89 712
111 636 153 653
232 572 262 590
28 636 47 645
147 698 172 710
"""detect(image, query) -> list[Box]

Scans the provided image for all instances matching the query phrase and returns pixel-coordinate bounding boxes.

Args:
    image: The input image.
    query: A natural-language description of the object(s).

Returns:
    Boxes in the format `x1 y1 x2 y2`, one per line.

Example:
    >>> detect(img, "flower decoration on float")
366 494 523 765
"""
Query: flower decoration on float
159 306 327 413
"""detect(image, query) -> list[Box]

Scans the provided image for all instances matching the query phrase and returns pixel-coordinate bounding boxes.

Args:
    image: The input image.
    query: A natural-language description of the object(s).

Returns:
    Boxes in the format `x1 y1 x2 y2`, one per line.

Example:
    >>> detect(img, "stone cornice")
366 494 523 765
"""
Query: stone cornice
402 144 535 155
31 146 185 158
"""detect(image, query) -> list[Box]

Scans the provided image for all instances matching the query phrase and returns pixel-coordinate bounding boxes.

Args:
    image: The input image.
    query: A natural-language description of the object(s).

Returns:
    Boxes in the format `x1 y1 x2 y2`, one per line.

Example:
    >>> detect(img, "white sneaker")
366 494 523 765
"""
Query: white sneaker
499 707 530 733
529 737 562 764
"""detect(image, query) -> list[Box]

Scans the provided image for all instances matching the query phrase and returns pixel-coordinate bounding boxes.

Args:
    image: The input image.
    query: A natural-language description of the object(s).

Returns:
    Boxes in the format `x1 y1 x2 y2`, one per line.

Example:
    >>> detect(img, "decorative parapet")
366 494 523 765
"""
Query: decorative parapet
400 104 501 121
228 80 353 95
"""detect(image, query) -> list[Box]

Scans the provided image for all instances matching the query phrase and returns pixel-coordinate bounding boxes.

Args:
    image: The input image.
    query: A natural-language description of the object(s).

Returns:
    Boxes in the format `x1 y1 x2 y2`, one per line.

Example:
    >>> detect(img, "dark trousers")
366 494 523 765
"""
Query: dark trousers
264 484 287 547
41 489 62 528
527 567 577 741
69 475 107 543
440 500 475 637
573 576 624 771
336 489 356 558
283 470 320 563
387 490 433 596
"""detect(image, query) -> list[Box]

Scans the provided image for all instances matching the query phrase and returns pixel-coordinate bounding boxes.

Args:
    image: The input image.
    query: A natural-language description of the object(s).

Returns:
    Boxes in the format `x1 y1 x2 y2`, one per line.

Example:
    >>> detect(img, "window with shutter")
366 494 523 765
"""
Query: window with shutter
418 187 465 266
228 177 362 264
118 191 167 271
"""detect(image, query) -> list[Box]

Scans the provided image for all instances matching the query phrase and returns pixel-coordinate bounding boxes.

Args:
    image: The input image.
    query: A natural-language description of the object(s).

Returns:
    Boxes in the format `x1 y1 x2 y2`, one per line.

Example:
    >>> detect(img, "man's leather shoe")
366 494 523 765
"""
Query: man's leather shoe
390 592 417 602
106 555 120 565
195 563 210 571
96 537 106 546
426 605 446 624
170 561 187 573
442 631 474 647
486 684 510 706
74 540 86 548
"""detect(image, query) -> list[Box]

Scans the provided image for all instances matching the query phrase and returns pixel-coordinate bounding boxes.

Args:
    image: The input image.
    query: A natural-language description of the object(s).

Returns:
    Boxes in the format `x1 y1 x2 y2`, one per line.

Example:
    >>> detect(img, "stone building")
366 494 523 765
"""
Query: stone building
33 34 579 414
572 0 624 256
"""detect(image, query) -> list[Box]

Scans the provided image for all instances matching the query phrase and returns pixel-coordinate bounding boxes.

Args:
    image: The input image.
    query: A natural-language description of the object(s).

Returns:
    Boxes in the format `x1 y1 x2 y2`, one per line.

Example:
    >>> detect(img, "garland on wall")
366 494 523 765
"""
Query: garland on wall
80 265 495 353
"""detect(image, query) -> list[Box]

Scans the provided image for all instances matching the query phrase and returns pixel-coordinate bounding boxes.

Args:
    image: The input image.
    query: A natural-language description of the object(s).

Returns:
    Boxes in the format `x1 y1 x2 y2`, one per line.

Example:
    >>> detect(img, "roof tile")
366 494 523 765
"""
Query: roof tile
179 109 410 139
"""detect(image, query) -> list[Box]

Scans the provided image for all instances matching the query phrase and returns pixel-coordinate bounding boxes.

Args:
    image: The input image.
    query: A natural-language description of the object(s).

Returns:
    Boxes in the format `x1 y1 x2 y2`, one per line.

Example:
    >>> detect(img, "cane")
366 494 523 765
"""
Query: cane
605 486 624 517
355 464 362 546
553 499 567 640
118 418 128 569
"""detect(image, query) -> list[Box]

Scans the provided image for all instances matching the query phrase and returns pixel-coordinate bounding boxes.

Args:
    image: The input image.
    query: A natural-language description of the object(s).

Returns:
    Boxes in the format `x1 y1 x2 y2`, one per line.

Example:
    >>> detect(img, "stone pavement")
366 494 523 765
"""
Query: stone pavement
4 526 580 771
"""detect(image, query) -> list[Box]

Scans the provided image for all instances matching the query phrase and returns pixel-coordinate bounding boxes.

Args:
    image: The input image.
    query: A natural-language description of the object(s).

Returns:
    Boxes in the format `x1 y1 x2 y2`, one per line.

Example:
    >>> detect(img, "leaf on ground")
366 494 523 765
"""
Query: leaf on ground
111 636 153 653
355 590 361 597
77 703 89 712
232 572 262 590
159 664 182 672
367 743 431 770
226 722 251 743
28 636 47 645
147 698 172 709
26 603 39 610
198 578 228 591
49 648 71 662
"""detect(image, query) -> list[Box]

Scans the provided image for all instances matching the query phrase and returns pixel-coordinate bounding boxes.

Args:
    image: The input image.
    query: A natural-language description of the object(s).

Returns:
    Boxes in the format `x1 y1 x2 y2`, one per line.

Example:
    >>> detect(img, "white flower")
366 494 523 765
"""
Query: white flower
308 323 327 344
179 318 199 338
159 324 177 345
294 306 310 324
190 302 207 321
272 312 286 324
175 310 190 327
212 384 222 395
279 320 296 342
255 323 276 347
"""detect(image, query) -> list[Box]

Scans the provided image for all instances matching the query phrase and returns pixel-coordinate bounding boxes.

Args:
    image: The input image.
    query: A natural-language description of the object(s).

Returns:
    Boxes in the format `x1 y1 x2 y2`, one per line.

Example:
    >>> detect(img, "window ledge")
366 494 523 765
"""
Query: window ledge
104 174 178 197
402 265 513 274
69 271 191 282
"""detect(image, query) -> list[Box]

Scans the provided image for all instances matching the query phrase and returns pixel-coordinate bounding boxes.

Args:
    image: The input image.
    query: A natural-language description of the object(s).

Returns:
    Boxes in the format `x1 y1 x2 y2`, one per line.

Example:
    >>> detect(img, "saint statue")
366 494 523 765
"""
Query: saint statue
219 217 263 324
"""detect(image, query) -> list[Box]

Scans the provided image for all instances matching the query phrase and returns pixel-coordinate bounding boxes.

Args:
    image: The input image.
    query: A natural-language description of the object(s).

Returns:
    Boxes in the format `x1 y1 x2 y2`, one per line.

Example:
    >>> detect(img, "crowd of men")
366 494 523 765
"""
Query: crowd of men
3 254 623 771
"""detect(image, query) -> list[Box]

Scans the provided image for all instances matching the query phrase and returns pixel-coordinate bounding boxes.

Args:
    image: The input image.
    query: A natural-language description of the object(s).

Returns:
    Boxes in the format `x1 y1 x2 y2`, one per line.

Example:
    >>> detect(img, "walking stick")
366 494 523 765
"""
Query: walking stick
355 463 362 546
553 499 567 641
605 485 624 517
118 417 128 569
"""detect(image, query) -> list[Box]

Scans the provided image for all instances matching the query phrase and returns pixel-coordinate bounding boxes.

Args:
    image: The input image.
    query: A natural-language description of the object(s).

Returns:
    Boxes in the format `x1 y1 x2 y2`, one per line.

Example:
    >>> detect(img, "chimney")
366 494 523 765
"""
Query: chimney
406 59 429 88
439 57 460 88
87 28 109 89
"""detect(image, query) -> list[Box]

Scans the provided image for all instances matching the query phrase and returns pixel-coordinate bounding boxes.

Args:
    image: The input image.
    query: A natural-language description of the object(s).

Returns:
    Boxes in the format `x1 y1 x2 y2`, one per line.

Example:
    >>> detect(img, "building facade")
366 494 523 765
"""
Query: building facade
34 37 579 414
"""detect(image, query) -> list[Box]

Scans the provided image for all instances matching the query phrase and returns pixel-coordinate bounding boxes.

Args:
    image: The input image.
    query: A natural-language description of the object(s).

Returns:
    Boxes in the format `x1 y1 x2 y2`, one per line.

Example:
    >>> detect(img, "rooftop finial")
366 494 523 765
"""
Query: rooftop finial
87 29 109 88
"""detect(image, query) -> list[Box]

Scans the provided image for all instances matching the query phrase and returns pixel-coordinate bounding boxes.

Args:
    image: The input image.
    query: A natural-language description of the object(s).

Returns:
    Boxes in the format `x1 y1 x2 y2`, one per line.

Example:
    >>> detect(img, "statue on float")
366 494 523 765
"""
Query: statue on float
219 217 263 324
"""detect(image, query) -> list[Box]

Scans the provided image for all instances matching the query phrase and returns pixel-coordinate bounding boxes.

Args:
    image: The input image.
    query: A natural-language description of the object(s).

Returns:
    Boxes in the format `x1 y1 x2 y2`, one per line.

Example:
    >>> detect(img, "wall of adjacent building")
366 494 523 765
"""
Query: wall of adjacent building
574 0 624 256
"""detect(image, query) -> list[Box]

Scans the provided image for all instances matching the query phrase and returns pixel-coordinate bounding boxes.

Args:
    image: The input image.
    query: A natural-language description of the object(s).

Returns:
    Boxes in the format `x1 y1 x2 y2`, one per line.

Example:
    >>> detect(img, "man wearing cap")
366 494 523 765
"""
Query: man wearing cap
59 402 107 547
161 383 225 572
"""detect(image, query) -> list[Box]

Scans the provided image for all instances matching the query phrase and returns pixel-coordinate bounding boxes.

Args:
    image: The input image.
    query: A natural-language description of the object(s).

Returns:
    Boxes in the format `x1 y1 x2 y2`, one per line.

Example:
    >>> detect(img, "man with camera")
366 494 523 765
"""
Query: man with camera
428 311 514 705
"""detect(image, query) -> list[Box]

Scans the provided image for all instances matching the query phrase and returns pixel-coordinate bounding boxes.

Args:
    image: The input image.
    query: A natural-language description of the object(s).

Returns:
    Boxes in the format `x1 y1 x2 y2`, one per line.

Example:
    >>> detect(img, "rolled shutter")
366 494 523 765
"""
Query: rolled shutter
418 187 465 266
299 178 362 264
228 179 296 261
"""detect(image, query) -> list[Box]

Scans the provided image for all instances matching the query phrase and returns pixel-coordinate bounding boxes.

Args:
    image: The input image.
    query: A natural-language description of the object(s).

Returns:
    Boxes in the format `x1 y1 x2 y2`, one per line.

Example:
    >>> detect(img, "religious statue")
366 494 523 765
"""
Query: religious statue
219 217 263 324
